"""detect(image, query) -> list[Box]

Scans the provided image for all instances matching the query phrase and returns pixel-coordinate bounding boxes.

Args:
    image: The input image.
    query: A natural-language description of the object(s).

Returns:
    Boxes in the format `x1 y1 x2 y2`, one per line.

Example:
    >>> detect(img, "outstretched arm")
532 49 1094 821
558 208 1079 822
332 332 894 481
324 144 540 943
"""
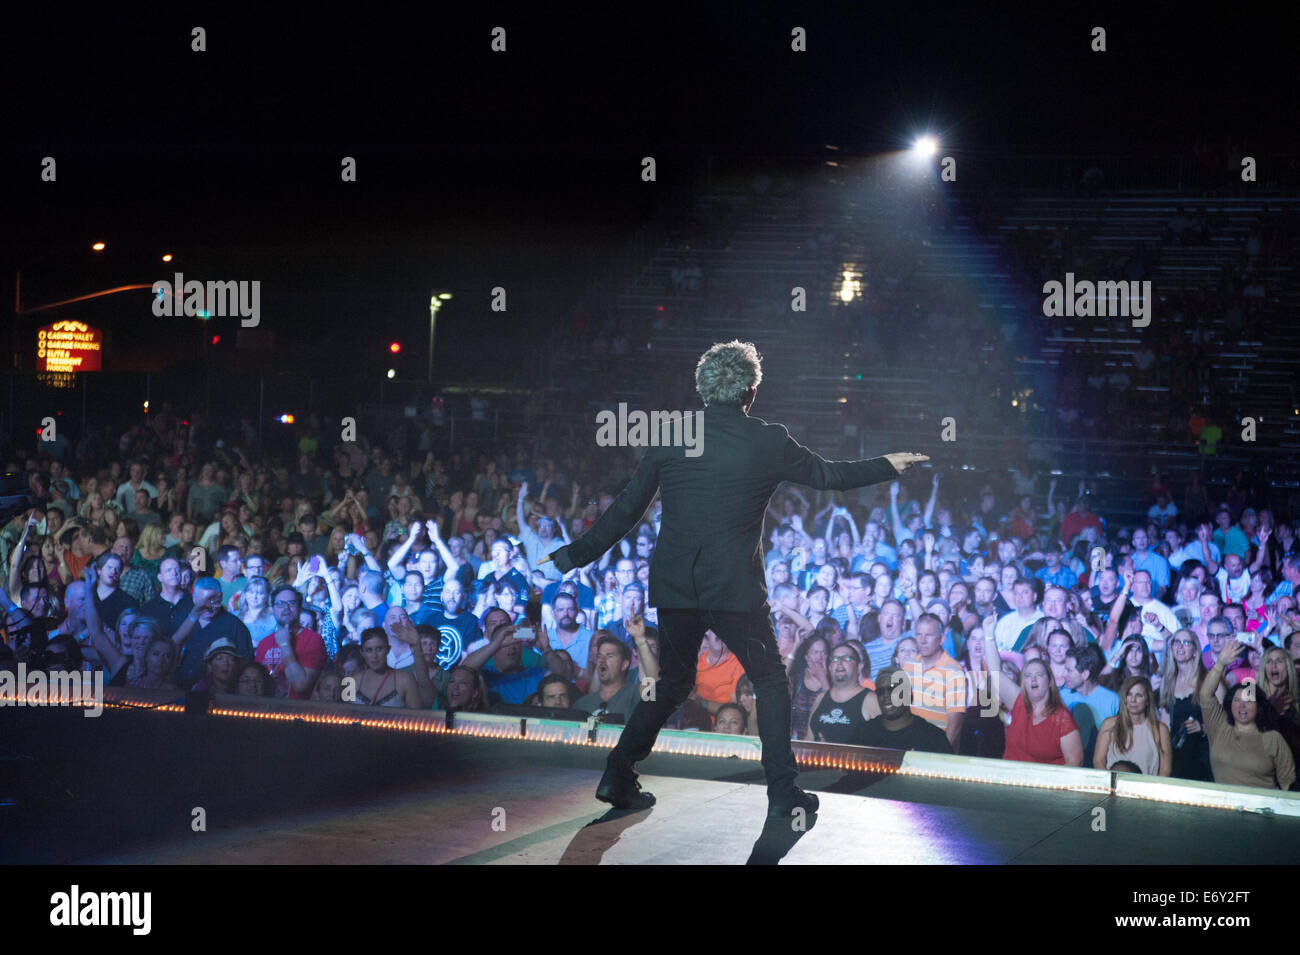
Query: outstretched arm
386 523 421 579
889 482 909 544
424 520 460 576
547 452 660 574
777 428 926 490
923 472 939 527
1101 579 1131 652
7 513 36 599
823 506 839 550
1249 527 1271 573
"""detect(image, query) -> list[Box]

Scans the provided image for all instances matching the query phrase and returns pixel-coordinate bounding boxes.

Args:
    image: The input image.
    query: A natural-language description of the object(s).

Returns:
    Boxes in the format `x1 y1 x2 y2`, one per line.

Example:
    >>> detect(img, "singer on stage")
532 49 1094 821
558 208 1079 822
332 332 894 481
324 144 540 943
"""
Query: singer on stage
545 340 928 818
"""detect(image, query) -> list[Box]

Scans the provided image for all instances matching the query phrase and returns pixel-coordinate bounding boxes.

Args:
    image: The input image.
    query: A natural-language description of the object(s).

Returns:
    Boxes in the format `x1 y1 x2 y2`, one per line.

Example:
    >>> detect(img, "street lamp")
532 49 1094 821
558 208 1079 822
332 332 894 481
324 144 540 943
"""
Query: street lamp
428 291 452 382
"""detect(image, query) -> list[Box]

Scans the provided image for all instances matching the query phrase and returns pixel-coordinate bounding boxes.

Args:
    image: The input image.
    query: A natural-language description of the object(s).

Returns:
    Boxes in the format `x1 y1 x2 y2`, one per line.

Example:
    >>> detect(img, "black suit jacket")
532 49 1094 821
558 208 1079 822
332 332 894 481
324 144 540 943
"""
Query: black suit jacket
551 403 897 611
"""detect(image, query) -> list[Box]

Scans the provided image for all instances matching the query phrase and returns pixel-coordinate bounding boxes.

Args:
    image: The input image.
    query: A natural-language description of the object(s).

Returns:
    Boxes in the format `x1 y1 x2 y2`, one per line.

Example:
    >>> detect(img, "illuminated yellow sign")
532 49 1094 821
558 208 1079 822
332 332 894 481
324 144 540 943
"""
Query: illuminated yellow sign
37 321 102 373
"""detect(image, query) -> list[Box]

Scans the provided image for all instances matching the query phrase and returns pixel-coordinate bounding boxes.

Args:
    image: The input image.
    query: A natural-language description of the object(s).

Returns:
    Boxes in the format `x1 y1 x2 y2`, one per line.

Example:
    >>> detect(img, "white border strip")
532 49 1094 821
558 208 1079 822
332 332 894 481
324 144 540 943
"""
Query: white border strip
91 689 1300 814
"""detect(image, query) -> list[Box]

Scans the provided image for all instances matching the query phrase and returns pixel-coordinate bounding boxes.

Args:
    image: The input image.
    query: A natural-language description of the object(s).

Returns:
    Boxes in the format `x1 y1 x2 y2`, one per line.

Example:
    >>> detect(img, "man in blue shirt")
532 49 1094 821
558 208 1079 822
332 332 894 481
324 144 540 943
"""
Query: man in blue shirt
1060 644 1120 763
1129 529 1171 598
463 608 549 705
541 572 595 614
1034 542 1078 589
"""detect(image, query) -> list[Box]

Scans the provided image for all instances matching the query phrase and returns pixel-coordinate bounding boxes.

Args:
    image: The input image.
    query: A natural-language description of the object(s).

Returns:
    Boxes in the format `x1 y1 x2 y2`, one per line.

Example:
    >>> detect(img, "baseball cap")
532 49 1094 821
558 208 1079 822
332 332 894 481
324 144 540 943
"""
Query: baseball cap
204 637 240 660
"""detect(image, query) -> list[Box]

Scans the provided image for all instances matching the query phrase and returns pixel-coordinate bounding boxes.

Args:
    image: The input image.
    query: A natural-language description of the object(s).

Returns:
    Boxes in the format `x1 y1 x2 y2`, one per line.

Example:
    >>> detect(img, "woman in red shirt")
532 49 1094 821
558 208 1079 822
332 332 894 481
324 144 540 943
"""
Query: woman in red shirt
984 634 1083 765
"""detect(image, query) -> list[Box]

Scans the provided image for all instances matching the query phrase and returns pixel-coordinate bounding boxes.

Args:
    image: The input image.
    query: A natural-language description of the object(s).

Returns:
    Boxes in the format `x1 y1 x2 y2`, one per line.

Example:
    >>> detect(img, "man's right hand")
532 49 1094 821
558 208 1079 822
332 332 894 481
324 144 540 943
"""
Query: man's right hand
195 592 220 625
884 452 930 475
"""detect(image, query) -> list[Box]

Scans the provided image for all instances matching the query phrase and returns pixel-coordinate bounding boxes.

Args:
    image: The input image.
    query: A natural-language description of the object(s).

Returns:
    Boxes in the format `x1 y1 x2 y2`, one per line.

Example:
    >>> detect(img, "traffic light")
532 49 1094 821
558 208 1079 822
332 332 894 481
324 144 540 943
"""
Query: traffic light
389 341 401 353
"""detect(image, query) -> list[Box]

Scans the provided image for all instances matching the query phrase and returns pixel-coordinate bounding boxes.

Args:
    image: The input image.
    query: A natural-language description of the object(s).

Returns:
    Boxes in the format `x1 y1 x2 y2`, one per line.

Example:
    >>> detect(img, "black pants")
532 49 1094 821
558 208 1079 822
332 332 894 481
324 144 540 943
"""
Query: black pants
606 607 800 801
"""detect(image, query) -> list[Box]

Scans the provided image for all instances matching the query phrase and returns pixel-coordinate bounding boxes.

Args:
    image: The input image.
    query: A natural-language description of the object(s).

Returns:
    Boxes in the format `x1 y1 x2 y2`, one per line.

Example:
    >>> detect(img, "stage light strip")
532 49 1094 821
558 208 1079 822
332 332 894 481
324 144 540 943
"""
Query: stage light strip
77 691 1300 815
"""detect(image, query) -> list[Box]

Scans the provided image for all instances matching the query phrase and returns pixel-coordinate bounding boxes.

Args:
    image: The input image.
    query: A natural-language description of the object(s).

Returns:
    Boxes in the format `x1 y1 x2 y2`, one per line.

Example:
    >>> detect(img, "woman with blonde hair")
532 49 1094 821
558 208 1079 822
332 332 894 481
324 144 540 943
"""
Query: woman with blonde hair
133 523 168 576
1093 676 1171 773
78 490 109 525
1258 645 1300 773
234 575 277 644
1157 628 1213 781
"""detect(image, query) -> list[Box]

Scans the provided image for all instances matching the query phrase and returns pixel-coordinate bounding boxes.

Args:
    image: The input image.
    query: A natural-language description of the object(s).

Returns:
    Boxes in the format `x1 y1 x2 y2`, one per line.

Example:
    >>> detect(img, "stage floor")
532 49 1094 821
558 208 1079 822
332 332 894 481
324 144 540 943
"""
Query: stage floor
73 731 1300 866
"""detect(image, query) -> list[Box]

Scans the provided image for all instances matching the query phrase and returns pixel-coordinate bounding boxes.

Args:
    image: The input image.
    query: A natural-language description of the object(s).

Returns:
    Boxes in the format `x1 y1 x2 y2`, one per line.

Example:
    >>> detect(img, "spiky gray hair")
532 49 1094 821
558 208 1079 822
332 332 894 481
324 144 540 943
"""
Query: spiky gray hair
695 340 763 407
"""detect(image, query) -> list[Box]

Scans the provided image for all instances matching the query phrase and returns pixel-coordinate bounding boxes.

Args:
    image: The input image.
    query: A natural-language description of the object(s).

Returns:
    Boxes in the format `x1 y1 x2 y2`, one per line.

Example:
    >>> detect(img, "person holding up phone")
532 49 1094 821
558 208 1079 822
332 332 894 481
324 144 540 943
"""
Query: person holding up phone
460 611 549 705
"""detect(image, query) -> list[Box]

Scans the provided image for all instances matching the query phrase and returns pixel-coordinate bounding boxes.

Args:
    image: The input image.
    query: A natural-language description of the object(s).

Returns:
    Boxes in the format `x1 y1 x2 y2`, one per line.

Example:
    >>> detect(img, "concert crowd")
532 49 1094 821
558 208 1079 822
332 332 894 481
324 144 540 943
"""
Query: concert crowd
2 413 1296 791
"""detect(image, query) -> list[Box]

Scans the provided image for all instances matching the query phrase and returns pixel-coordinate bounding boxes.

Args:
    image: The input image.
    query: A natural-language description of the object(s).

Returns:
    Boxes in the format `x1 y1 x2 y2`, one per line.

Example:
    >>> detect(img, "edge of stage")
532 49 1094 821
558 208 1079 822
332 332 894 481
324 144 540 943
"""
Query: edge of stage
3 687 1299 868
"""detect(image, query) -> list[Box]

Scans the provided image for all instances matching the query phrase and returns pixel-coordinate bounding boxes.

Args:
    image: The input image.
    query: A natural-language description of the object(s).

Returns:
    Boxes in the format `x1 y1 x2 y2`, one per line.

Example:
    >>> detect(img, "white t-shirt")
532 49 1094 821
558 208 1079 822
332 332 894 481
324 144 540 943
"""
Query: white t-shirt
994 609 1044 652
1215 567 1251 604
1131 597 1179 647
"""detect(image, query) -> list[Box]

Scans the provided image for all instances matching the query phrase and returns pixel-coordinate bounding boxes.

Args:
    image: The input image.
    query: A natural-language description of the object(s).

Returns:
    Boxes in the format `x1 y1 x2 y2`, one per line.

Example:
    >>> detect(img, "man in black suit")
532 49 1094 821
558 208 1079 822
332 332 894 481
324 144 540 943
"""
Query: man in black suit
545 340 928 819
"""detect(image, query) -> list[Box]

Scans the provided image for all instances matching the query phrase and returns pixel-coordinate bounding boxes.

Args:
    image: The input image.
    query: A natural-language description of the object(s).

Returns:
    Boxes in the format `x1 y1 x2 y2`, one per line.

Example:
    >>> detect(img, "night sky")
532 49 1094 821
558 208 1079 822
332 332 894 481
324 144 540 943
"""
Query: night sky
3 3 1294 380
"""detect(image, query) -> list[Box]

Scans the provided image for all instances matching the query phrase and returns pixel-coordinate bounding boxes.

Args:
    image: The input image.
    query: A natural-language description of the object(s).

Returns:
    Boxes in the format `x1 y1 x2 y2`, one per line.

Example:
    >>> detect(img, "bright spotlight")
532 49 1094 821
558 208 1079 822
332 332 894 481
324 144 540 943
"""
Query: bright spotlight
914 136 938 157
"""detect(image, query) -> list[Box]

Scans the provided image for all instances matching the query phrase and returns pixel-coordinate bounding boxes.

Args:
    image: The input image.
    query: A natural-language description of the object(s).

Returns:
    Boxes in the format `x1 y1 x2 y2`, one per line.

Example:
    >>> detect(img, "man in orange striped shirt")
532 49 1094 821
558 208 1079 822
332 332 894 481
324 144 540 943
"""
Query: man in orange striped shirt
905 613 966 750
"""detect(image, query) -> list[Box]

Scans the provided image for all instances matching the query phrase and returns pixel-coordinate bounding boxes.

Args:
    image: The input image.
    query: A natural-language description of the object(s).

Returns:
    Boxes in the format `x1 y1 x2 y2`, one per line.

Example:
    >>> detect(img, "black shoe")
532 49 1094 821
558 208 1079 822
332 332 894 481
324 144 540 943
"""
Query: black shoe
595 768 656 811
767 787 818 820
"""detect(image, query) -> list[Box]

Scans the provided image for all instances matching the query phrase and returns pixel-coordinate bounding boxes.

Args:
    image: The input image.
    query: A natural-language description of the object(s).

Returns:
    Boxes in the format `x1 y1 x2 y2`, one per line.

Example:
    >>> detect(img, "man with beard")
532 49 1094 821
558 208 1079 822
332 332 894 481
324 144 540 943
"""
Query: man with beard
804 642 878 744
543 591 594 670
859 666 953 753
542 567 596 617
423 576 481 670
